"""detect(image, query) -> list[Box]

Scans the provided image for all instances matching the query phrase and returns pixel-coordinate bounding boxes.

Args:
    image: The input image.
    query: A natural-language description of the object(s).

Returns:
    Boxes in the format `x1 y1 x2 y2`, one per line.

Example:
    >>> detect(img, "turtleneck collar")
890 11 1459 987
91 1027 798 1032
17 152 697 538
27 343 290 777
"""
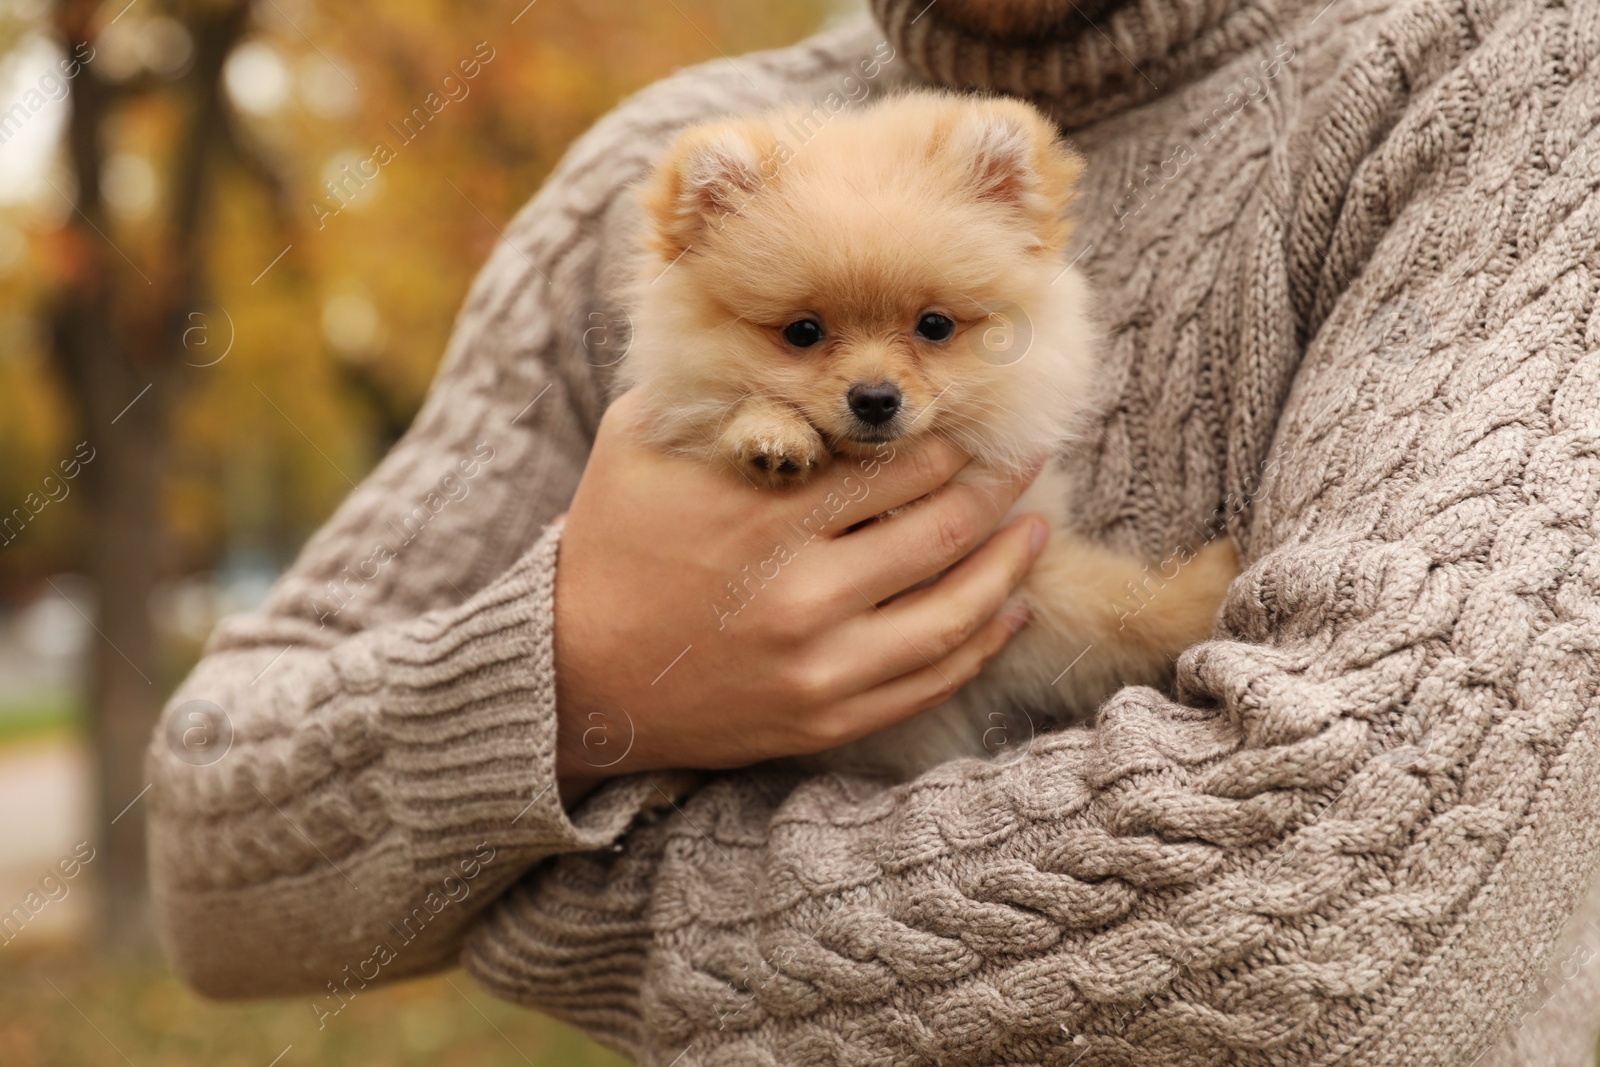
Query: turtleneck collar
870 0 1296 129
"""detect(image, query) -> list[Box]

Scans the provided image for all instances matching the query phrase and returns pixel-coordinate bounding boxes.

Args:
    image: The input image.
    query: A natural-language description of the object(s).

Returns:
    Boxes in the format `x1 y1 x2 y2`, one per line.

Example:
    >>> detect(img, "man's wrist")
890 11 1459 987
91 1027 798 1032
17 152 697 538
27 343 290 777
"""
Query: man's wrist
557 768 605 807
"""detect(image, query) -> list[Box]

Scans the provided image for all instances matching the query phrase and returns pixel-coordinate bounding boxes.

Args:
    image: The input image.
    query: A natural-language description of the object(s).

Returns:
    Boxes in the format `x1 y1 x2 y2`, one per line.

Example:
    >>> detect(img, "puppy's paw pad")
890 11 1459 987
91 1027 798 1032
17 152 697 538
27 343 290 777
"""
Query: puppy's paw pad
746 449 816 483
737 435 821 485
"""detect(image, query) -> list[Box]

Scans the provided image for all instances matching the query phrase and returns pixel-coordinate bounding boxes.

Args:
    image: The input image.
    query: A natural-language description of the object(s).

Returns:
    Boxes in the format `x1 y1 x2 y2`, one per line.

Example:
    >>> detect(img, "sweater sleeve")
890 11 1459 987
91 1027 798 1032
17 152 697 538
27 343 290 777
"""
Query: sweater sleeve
144 143 628 997
462 10 1600 1066
467 299 1600 1067
145 16 899 1002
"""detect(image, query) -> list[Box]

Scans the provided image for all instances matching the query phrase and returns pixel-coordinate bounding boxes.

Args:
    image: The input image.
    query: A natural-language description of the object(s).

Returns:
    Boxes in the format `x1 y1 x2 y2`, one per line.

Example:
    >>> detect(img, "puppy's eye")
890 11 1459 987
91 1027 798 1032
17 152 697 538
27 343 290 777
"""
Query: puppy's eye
915 312 955 342
782 319 824 348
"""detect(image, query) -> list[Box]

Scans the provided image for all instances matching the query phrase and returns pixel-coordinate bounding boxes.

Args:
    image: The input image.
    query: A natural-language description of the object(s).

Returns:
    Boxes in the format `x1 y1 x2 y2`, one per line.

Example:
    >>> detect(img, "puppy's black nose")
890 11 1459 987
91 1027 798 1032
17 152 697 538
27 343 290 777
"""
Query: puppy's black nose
847 382 902 425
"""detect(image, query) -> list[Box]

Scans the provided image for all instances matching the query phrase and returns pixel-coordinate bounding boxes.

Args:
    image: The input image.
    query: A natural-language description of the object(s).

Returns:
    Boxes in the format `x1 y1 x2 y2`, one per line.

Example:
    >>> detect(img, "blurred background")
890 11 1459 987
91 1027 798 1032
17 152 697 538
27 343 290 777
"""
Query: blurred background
0 0 836 1062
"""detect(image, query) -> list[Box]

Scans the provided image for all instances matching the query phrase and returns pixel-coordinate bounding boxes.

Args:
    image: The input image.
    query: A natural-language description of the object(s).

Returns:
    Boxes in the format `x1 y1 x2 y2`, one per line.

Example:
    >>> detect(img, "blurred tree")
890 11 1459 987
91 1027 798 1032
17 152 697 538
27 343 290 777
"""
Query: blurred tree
4 0 836 951
48 0 255 951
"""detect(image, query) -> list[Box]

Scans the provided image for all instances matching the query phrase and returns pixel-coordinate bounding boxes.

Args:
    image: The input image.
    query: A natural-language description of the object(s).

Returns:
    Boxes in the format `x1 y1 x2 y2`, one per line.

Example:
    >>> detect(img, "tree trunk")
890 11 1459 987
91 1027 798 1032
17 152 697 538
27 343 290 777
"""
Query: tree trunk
81 361 167 952
49 0 252 952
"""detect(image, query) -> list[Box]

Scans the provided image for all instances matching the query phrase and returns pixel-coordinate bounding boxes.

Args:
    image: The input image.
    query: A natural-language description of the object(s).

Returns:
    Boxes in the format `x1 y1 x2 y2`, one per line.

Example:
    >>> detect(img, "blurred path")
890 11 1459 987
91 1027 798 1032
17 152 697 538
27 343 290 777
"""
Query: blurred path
0 737 92 944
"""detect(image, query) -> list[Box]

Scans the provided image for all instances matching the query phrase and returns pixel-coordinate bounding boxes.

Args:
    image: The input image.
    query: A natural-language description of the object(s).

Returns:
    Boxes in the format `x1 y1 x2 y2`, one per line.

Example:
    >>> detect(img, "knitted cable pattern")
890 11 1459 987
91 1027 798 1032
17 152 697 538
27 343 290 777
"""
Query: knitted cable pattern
145 0 1600 1062
465 0 1600 1063
144 22 891 999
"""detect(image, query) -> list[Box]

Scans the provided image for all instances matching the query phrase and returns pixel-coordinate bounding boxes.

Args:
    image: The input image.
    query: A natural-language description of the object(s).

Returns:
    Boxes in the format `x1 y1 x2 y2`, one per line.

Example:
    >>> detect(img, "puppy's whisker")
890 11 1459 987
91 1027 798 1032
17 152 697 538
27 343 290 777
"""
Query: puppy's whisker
902 381 963 434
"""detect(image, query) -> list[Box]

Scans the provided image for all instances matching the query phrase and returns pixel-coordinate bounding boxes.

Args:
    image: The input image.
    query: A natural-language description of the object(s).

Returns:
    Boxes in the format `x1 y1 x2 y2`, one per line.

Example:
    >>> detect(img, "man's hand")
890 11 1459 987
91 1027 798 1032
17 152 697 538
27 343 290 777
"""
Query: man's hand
553 387 1048 799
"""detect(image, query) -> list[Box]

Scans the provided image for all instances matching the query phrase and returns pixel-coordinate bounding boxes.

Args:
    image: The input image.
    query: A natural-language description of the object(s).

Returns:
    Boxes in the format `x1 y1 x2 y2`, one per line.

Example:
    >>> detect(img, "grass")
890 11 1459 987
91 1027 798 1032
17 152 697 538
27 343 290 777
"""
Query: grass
0 944 633 1067
4 894 1599 1064
0 710 632 1066
0 696 79 747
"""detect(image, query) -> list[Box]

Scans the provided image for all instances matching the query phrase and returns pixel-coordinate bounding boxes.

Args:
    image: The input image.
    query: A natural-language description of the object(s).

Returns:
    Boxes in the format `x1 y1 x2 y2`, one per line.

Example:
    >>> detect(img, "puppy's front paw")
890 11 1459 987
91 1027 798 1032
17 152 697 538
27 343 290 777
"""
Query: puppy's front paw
726 423 824 487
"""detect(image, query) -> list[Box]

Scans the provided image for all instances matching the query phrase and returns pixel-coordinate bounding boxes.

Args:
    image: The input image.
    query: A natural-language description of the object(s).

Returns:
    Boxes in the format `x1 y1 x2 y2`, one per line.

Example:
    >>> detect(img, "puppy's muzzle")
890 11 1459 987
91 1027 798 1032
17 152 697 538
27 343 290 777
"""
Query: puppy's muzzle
847 381 902 426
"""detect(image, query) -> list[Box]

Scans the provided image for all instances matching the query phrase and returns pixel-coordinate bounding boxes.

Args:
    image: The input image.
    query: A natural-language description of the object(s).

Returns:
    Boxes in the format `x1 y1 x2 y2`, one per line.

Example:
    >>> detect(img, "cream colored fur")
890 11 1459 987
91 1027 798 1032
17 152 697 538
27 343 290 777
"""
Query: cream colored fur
624 91 1238 778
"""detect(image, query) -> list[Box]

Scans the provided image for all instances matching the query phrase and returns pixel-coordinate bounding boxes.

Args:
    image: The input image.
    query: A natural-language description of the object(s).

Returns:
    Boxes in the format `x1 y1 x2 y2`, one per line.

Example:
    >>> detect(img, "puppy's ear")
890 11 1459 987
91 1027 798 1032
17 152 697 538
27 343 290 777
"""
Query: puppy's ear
640 120 773 261
942 98 1085 250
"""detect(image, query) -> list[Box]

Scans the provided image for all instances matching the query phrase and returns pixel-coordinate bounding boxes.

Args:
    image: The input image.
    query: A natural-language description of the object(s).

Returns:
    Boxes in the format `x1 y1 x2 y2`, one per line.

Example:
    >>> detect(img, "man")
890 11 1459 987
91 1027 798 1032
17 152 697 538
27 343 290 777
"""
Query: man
148 0 1600 1062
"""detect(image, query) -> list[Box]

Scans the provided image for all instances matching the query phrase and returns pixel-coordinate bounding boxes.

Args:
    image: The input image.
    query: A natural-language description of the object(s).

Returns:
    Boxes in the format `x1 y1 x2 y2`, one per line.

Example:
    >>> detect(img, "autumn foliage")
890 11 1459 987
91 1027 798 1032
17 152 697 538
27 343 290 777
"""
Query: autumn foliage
0 0 833 593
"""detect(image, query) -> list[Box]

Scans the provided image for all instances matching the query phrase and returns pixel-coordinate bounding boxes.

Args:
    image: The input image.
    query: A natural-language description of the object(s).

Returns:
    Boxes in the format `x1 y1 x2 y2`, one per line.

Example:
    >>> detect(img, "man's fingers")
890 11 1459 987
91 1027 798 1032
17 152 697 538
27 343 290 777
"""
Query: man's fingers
813 515 1047 692
808 601 1029 752
791 437 970 532
872 514 1046 648
821 464 1045 605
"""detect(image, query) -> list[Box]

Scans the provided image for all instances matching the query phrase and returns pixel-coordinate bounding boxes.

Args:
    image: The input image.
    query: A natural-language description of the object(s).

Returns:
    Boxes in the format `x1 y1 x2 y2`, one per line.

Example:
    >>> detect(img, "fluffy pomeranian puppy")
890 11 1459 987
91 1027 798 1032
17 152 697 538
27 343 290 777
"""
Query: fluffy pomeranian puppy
621 90 1238 778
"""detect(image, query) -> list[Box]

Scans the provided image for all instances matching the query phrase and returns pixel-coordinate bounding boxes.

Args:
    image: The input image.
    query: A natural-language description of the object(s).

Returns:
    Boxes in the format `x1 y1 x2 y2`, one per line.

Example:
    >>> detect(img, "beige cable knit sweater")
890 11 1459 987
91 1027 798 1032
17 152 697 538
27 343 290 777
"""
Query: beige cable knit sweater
148 0 1600 1063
